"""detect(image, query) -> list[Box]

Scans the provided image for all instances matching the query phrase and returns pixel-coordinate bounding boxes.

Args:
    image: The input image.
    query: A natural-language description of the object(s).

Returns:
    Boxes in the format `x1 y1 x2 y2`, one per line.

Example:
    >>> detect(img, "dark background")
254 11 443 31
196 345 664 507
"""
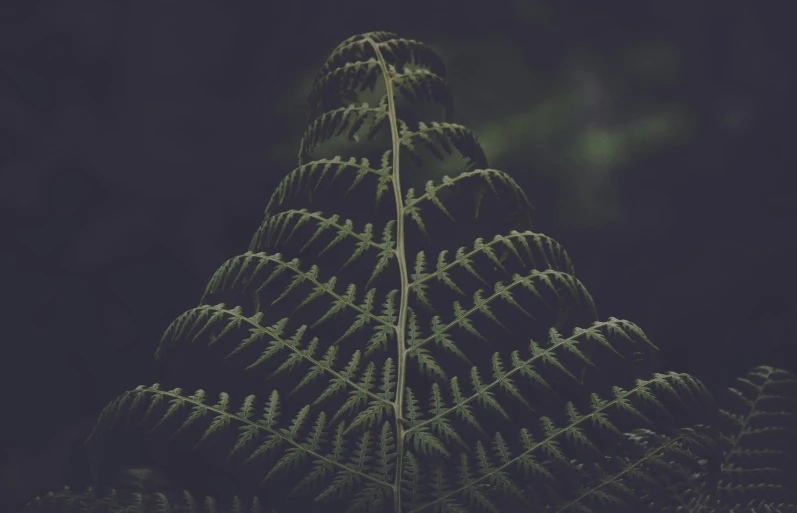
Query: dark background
1 0 795 504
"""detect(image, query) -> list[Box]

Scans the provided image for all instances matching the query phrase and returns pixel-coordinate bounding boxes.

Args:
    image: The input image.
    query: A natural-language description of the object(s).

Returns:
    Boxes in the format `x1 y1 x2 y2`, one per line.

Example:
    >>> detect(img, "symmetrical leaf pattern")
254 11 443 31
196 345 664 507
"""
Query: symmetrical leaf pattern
85 32 727 513
715 366 797 510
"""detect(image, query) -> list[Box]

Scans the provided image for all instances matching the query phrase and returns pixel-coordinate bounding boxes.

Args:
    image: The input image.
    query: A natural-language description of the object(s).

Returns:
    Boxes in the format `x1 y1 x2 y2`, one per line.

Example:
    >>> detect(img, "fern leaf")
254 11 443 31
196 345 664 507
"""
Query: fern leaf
95 32 723 513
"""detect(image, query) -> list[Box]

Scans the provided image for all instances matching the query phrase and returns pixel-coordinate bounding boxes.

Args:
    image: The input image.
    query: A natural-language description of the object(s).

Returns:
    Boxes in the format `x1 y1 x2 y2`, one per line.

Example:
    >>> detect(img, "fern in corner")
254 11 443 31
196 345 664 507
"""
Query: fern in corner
79 32 723 513
714 366 797 510
603 366 797 513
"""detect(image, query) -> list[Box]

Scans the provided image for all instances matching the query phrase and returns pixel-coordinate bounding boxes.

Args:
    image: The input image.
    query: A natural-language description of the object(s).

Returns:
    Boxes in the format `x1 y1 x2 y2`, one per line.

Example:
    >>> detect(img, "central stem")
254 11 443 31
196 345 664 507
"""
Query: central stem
367 36 409 513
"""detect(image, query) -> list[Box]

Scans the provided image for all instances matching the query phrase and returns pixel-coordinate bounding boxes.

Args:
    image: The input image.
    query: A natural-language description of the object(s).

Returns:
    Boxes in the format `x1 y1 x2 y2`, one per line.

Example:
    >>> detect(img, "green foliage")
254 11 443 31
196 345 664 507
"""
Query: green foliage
20 33 795 513
713 366 797 511
625 366 797 513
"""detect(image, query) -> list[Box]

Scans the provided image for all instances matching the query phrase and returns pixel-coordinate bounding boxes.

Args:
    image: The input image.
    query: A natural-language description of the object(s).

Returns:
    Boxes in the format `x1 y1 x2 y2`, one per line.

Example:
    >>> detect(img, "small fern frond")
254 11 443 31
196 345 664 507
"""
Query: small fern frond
22 486 269 513
714 366 797 511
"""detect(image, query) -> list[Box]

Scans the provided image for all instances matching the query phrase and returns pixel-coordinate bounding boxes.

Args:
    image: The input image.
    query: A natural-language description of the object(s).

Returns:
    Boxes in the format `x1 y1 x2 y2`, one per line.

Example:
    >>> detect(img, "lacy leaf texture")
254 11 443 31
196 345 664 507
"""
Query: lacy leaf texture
46 32 791 513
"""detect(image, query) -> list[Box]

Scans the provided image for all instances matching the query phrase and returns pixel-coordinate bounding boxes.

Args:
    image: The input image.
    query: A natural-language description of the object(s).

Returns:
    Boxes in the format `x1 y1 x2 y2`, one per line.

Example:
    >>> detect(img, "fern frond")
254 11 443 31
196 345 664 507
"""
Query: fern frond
22 486 270 513
90 32 726 513
713 366 797 511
